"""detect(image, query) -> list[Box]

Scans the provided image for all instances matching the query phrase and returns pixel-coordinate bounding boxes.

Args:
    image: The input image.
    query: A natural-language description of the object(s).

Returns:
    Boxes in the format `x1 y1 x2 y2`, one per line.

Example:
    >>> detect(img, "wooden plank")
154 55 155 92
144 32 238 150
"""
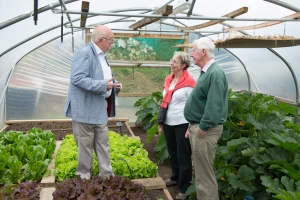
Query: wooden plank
109 59 170 68
184 33 189 53
178 7 248 30
113 32 184 39
215 37 300 48
129 5 173 30
111 64 170 68
80 1 89 27
4 117 129 125
40 187 56 200
109 117 129 122
40 141 62 188
118 93 152 97
0 125 8 132
131 177 166 189
85 28 91 44
163 188 173 200
108 59 169 65
223 12 300 32
5 119 72 125
125 121 135 137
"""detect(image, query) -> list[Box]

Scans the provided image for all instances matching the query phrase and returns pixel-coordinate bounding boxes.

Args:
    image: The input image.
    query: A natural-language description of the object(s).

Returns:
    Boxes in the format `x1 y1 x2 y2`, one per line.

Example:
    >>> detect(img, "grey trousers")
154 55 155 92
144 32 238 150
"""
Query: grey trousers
72 120 114 180
189 124 223 200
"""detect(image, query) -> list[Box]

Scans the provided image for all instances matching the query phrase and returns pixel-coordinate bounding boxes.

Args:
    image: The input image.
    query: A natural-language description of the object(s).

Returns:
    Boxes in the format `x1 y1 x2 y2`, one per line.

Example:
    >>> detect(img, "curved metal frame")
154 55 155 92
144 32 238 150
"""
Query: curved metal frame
223 49 252 92
1 0 299 123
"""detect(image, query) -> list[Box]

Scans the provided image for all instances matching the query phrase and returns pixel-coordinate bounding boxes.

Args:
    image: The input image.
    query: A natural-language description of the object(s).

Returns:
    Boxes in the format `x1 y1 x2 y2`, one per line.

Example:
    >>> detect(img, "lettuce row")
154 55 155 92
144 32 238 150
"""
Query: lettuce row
55 131 158 182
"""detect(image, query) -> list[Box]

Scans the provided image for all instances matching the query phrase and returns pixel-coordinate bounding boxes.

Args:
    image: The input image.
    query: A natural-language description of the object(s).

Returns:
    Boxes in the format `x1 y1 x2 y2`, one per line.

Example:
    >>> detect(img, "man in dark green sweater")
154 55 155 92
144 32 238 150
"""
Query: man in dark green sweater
184 37 228 200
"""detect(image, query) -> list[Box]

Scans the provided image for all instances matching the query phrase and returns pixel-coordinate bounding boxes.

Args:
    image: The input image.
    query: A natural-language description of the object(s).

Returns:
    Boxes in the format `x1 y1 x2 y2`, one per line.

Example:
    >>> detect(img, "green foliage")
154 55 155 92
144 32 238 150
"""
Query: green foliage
261 176 300 200
214 91 300 199
134 91 169 163
154 133 169 164
0 128 55 185
135 68 169 82
134 91 162 130
54 131 158 182
0 181 40 200
134 90 300 199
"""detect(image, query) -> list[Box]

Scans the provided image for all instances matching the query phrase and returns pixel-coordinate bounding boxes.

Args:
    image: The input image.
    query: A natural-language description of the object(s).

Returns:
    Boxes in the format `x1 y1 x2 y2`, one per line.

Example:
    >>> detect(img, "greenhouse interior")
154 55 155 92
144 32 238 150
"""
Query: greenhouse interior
1 0 300 199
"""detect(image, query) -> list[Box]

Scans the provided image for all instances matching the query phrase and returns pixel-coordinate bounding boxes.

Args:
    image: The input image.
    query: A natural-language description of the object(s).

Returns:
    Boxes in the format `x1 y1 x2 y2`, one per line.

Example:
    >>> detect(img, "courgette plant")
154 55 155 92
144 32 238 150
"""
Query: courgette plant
186 90 300 200
134 91 169 164
134 90 300 199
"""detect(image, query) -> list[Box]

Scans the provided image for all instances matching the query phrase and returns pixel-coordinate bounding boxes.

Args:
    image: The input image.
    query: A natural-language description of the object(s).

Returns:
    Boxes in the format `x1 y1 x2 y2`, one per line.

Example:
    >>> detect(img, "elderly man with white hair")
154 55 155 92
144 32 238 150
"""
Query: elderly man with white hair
184 37 228 200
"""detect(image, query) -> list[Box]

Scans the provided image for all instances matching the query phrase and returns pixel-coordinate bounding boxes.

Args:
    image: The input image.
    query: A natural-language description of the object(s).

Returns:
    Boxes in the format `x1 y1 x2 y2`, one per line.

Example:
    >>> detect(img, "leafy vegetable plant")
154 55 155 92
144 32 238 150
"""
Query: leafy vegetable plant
214 91 300 200
0 128 56 185
0 181 39 200
136 90 300 199
55 131 158 181
52 175 148 200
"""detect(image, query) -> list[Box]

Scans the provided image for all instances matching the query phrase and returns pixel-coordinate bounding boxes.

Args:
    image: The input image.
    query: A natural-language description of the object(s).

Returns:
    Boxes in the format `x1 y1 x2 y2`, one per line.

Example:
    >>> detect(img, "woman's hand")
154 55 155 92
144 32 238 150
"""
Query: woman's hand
158 124 163 134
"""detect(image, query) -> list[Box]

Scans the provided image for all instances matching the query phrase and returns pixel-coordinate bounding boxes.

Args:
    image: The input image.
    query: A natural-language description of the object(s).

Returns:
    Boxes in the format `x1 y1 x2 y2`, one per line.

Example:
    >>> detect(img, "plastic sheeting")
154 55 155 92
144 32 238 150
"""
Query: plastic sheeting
1 0 300 129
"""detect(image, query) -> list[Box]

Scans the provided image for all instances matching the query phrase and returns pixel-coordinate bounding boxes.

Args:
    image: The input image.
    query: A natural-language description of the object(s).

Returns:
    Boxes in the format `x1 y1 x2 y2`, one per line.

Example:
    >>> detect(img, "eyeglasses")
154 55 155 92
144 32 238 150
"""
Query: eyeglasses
170 59 180 64
101 37 114 42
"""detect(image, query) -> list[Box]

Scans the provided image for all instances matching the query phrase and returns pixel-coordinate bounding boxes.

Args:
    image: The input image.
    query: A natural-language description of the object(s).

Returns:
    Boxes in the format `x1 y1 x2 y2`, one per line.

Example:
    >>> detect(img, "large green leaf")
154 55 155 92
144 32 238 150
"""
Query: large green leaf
269 163 300 181
154 134 169 164
261 176 282 194
260 113 282 131
227 137 249 151
265 133 300 153
227 165 255 191
261 176 300 199
146 123 158 143
253 147 291 165
246 113 263 130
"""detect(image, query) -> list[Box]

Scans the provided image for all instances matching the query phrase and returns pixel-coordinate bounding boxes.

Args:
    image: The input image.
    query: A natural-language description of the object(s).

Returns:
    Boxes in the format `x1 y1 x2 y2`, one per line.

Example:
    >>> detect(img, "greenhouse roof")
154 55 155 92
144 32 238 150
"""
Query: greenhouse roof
1 0 300 129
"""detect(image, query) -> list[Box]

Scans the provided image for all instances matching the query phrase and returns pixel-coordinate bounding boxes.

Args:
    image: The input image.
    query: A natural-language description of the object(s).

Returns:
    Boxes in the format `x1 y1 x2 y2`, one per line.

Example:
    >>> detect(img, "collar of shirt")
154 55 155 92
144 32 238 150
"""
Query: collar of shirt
201 58 215 73
91 41 106 57
91 41 112 98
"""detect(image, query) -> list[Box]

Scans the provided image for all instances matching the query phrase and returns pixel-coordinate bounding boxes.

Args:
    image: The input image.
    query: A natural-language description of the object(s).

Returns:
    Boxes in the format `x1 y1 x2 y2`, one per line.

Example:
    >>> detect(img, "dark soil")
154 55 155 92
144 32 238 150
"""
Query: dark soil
131 127 181 200
3 121 180 200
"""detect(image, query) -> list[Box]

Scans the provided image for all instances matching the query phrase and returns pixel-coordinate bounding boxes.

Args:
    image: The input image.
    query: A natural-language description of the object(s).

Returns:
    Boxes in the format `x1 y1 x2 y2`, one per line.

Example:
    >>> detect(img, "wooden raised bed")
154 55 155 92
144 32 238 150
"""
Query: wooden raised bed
2 118 172 200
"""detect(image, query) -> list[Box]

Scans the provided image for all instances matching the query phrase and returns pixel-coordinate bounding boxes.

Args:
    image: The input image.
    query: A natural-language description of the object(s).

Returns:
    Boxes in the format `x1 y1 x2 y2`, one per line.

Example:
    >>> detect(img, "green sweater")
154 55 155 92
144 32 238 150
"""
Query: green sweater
184 62 228 131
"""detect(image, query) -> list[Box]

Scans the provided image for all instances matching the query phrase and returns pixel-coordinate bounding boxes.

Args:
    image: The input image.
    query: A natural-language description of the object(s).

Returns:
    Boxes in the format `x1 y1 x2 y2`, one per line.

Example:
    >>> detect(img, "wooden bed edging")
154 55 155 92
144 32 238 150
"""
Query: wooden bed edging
40 139 172 200
4 117 129 125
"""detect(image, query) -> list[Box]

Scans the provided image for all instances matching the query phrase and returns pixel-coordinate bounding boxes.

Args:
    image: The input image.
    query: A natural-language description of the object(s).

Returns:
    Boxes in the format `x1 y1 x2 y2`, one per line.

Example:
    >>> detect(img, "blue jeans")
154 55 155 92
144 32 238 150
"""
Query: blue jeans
163 123 192 193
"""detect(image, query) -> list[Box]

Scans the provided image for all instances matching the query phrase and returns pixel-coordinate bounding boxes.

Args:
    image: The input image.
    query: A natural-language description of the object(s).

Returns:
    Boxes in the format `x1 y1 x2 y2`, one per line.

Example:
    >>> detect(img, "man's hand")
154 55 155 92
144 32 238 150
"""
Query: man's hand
199 128 207 136
107 77 120 90
116 82 122 91
185 129 190 138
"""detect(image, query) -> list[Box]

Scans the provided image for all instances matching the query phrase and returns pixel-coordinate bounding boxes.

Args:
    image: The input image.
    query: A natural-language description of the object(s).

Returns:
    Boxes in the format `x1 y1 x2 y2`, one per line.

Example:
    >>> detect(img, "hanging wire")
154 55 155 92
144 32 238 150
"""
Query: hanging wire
283 22 286 35
253 19 256 37
61 4 63 43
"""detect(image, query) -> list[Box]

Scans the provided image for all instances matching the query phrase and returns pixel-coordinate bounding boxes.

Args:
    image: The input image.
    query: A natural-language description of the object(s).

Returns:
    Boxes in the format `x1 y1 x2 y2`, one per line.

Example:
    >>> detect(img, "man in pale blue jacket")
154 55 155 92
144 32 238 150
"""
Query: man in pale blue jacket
64 25 122 180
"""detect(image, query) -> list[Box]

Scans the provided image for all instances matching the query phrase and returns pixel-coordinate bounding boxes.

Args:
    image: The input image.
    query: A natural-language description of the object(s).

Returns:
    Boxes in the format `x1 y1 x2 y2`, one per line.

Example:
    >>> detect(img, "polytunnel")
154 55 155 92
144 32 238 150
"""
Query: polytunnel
1 0 300 129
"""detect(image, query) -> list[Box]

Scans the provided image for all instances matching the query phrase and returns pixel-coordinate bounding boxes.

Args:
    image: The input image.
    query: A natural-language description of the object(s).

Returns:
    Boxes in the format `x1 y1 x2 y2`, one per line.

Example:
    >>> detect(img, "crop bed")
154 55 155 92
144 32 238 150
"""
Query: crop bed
1 118 172 200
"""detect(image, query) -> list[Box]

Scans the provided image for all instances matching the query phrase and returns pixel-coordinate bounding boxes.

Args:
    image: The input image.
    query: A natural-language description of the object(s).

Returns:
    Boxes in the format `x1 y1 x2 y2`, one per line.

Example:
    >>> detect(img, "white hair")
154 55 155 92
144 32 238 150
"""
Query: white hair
91 28 106 43
193 37 215 58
